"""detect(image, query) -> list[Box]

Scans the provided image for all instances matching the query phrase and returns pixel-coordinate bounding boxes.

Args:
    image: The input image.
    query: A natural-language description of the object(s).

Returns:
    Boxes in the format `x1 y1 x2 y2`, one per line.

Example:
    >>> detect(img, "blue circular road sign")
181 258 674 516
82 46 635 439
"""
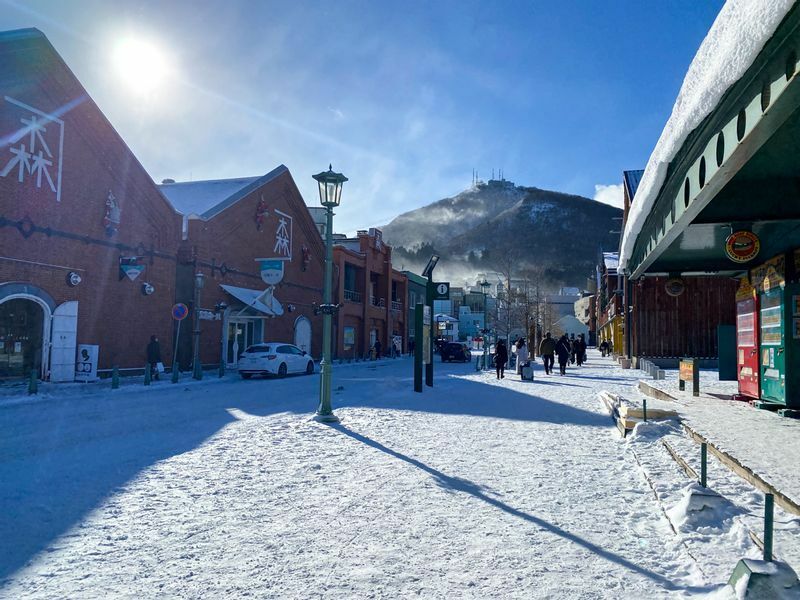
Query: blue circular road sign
172 303 189 321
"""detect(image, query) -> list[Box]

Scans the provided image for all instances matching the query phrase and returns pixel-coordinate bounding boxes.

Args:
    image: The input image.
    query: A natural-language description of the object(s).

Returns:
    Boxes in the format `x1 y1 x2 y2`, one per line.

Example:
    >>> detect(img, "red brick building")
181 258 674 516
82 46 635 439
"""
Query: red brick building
0 28 403 381
0 29 181 380
159 167 326 369
333 228 407 358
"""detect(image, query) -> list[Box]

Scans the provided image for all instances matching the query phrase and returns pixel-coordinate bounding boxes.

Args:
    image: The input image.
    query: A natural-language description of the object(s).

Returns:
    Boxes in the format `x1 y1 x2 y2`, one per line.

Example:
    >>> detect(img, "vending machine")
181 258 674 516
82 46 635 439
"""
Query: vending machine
735 279 759 399
758 281 800 408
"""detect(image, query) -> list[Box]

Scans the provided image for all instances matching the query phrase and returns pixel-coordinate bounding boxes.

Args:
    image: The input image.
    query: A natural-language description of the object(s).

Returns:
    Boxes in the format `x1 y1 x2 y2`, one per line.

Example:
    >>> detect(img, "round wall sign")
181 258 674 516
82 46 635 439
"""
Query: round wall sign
172 303 189 321
725 231 760 263
665 278 685 297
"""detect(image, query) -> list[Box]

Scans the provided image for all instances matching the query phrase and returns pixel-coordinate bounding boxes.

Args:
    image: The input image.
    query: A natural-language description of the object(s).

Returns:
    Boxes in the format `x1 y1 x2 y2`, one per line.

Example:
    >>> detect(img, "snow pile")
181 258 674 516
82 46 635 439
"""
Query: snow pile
666 483 744 533
709 559 800 599
628 419 678 442
619 0 796 270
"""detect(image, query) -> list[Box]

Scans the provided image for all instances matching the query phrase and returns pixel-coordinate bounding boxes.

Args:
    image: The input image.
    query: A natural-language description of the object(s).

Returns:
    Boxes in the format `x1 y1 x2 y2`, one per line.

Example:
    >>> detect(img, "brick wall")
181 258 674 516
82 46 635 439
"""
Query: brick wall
0 31 181 372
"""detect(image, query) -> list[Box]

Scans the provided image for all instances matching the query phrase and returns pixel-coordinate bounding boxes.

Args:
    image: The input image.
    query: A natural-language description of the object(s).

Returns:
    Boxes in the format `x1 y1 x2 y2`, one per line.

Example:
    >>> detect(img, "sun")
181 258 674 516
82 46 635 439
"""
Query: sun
112 37 170 94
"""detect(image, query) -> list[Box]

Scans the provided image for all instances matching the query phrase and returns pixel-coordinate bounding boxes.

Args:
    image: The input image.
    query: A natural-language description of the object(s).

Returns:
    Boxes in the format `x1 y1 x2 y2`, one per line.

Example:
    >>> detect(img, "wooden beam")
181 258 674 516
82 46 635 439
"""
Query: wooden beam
661 439 699 481
682 423 800 517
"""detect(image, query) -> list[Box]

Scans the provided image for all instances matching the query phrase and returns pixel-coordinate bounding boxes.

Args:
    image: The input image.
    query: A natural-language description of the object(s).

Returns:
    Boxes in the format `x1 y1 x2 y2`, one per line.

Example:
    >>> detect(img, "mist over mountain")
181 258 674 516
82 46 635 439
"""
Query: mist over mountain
382 180 622 288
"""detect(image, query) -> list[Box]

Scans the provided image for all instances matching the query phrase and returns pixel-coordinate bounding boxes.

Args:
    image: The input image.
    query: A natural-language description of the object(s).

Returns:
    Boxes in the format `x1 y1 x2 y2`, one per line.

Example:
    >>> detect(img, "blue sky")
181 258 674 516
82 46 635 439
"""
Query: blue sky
2 0 724 234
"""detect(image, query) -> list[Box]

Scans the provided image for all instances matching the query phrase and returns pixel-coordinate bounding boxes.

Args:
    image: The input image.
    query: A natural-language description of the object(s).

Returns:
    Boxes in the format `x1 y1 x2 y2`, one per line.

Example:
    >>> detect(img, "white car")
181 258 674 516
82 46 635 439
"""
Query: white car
238 342 315 378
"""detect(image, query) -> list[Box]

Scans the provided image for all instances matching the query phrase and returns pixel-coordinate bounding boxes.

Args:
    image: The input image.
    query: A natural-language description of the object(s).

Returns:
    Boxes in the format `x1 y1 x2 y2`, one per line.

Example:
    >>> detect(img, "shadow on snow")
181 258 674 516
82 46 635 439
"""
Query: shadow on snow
329 423 707 594
0 358 610 583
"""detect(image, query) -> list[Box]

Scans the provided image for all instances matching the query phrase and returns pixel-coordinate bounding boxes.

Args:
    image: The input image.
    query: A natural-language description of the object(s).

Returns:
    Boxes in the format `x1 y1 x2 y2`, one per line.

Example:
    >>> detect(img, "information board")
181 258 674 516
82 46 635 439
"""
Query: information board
75 344 99 382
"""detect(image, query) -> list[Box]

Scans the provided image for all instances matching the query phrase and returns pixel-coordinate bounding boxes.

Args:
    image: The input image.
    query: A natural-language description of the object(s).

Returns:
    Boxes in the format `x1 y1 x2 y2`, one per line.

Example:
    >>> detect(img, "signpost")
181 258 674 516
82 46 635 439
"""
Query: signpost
679 357 700 396
414 303 423 392
423 306 432 369
433 282 450 300
74 344 99 382
172 303 189 382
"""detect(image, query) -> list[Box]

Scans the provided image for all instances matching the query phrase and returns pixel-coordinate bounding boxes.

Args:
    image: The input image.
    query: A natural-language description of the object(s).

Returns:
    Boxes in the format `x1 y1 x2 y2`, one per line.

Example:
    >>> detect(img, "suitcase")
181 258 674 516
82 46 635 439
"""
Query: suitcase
521 361 534 381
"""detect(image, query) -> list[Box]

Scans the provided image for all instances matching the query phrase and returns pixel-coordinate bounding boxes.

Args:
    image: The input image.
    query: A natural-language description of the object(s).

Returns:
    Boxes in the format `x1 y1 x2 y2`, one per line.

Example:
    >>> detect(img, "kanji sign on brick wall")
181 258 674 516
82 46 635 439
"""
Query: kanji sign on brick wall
0 96 64 202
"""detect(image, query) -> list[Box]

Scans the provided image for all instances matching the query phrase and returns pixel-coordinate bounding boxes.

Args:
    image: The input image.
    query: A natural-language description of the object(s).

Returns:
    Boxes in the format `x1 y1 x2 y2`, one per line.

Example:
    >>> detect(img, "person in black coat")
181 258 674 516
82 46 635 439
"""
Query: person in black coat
574 334 587 367
146 335 162 380
495 339 508 379
555 335 571 375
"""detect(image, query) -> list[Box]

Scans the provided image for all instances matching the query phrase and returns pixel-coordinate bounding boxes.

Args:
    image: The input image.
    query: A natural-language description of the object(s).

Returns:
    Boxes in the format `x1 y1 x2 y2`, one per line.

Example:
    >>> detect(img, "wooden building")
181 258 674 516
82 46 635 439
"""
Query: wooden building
620 170 737 365
619 3 800 409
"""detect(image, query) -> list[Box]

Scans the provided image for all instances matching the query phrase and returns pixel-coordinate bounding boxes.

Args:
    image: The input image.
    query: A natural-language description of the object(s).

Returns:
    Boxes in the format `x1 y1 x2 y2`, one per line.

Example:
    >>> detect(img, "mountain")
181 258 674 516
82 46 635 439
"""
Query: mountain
382 179 622 288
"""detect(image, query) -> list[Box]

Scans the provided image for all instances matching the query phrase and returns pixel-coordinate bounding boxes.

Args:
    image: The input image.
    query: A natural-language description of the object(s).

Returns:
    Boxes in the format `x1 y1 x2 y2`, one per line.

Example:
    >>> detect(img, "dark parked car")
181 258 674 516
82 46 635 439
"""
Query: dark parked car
441 342 472 363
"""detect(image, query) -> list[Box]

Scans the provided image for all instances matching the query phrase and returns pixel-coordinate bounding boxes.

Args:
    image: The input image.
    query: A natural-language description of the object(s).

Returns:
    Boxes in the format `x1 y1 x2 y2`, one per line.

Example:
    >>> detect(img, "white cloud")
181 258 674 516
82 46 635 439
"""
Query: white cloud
593 183 624 209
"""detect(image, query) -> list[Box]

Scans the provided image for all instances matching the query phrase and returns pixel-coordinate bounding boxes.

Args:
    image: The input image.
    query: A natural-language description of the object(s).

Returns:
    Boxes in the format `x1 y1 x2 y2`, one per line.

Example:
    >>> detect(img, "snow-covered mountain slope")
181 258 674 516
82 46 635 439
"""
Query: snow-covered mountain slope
382 181 622 286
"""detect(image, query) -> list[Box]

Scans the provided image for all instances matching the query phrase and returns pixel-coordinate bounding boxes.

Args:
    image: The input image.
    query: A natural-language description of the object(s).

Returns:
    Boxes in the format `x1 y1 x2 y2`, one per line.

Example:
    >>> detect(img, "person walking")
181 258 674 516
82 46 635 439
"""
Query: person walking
574 334 587 367
146 335 162 381
599 340 608 357
495 339 508 379
555 334 571 375
374 339 382 360
569 334 576 365
538 332 556 375
515 338 529 376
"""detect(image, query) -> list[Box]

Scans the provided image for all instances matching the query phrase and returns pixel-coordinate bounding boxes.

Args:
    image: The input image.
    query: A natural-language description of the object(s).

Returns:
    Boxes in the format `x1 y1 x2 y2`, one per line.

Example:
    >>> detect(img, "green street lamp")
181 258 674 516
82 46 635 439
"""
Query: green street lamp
192 272 205 380
313 164 348 422
480 278 491 370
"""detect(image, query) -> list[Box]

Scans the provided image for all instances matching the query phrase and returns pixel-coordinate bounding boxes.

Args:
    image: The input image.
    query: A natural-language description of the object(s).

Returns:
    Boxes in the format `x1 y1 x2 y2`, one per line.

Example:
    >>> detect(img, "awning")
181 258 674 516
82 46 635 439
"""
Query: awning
220 284 283 317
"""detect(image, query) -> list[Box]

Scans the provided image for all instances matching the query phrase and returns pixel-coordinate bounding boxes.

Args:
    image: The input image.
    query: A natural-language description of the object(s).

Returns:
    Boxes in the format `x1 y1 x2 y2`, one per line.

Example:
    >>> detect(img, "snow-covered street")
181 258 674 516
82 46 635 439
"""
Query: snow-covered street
0 353 770 598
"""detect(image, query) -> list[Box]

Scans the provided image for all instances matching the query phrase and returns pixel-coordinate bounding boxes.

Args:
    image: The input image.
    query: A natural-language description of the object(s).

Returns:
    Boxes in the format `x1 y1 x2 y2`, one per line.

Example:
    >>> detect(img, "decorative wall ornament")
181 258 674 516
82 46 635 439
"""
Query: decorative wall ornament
66 271 82 286
254 194 269 231
104 190 121 237
664 278 686 297
119 256 144 281
141 282 155 295
0 96 65 202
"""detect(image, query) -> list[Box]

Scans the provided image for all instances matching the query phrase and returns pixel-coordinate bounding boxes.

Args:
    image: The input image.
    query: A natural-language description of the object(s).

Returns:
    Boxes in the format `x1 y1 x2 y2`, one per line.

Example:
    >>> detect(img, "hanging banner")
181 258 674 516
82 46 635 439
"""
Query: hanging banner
257 259 285 286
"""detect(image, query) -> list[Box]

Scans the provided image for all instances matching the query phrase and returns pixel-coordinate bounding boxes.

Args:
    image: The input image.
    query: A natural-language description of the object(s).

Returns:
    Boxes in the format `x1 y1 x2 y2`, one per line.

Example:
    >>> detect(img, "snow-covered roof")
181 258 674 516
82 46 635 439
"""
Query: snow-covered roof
434 314 459 323
159 165 288 219
602 252 619 270
619 0 795 271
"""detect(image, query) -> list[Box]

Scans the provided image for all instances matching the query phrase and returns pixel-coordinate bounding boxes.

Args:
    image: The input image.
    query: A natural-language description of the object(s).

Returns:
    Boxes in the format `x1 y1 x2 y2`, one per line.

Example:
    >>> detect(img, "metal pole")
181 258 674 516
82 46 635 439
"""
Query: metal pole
700 442 707 488
192 284 202 380
28 369 37 395
483 289 488 370
425 279 433 387
642 398 647 423
316 205 338 421
764 493 774 562
172 318 181 382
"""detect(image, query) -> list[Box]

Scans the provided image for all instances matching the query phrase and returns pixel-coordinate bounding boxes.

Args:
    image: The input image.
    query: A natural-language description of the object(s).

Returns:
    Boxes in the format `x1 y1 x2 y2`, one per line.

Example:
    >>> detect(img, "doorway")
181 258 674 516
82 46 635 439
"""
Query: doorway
0 298 44 378
226 318 263 367
294 316 312 354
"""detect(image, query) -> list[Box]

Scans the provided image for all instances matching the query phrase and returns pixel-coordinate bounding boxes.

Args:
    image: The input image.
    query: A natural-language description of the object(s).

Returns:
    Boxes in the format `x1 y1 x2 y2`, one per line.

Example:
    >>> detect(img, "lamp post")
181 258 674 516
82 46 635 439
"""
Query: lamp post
313 164 347 422
192 272 205 380
480 278 491 370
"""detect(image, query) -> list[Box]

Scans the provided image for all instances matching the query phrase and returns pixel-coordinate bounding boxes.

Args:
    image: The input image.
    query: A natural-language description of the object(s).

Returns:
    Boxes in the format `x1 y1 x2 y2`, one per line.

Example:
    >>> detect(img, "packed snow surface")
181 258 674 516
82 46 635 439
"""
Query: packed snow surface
1 352 796 598
619 0 795 270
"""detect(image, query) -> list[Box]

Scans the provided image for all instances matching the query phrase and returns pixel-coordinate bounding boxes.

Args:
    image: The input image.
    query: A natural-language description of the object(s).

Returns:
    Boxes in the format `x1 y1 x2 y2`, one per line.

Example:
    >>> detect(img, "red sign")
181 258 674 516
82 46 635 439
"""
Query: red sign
172 303 189 321
725 231 760 263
